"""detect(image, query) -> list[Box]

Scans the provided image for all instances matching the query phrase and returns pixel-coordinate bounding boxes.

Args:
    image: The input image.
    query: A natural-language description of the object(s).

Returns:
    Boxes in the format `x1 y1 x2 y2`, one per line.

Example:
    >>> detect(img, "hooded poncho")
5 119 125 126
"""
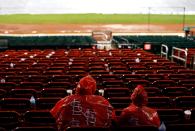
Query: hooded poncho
119 85 160 127
50 75 115 131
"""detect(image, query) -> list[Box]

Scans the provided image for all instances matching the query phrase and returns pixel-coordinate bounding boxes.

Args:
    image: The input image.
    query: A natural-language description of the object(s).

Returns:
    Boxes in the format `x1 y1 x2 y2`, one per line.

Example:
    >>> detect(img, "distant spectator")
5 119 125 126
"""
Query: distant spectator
119 85 160 127
51 75 116 131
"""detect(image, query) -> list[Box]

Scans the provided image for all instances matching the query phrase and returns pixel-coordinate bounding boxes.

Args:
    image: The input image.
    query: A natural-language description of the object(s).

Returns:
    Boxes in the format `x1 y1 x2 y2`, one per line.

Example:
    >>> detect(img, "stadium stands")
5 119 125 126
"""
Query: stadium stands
0 46 195 130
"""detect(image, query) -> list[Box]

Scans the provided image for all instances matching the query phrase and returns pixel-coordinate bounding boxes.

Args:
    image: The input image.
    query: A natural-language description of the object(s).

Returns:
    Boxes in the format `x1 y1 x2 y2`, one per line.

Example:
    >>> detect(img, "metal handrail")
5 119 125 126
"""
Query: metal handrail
118 36 138 49
171 47 188 67
161 44 168 59
112 38 120 45
120 37 129 45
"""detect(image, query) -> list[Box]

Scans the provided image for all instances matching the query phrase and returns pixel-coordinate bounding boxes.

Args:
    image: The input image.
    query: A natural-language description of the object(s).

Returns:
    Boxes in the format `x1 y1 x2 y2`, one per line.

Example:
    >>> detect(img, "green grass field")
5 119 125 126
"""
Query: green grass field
0 14 195 24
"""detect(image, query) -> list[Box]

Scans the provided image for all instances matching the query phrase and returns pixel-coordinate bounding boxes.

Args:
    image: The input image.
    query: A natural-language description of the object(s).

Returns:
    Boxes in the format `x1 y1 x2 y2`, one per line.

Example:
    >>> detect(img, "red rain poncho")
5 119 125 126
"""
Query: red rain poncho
119 85 160 127
50 75 115 131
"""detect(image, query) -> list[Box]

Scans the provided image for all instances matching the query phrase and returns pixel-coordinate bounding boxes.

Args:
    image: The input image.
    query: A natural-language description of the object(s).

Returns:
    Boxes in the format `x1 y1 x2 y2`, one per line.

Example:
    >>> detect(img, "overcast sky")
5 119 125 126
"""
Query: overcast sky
0 0 195 14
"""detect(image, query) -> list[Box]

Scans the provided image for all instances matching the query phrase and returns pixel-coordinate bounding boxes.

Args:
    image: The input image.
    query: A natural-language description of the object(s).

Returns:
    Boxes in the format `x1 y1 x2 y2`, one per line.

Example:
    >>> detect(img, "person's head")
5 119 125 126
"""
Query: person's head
75 75 96 95
131 85 148 107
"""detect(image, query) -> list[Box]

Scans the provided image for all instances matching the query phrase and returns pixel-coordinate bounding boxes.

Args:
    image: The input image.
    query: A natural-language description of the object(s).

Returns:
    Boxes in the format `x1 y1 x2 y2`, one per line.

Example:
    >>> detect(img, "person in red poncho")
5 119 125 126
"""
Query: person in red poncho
50 75 115 131
119 85 160 127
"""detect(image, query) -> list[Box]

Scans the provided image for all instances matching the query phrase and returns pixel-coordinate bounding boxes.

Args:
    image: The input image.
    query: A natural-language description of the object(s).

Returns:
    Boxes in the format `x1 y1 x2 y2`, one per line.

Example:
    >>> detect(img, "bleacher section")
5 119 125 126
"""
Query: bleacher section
0 48 195 130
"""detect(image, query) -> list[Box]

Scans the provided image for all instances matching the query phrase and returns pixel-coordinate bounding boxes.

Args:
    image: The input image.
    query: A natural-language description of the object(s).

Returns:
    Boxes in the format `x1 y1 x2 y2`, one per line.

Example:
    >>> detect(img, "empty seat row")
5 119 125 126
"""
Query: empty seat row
1 109 195 131
103 86 193 98
1 85 195 99
0 88 69 99
1 96 195 112
0 97 60 112
108 96 195 110
7 124 195 131
0 110 55 130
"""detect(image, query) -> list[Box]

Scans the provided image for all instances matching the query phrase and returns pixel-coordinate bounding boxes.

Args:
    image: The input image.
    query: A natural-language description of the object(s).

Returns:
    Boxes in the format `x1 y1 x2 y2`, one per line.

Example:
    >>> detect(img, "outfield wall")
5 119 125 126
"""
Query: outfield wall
0 0 195 14
1 35 195 55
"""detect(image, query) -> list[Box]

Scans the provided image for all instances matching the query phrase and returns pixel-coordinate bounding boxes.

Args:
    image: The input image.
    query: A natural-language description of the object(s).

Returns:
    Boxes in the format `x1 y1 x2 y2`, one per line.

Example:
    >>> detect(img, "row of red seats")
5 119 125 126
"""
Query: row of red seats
1 67 194 77
1 108 195 130
1 96 195 112
0 48 194 131
0 124 195 131
0 78 195 92
1 85 195 100
1 70 195 83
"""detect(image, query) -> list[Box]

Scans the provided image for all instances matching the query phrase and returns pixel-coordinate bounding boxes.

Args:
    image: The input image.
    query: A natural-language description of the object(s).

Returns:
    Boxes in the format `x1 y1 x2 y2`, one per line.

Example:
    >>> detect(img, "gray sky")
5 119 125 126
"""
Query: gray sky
0 0 195 14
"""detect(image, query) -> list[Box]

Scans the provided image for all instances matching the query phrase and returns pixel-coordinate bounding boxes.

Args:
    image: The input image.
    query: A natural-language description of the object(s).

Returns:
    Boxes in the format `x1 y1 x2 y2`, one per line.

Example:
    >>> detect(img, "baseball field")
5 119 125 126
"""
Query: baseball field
0 14 195 34
0 14 195 24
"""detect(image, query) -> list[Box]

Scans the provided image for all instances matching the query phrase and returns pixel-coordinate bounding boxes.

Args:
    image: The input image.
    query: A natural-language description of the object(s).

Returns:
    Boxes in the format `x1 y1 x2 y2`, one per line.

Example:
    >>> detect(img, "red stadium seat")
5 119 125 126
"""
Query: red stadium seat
114 125 158 131
0 111 21 130
152 80 176 89
0 89 7 98
1 98 31 112
40 88 68 98
128 80 150 89
103 88 130 98
157 108 184 124
23 110 56 127
51 75 72 82
162 87 189 97
67 70 87 75
166 123 195 131
0 82 17 91
178 79 195 88
20 82 43 90
177 69 195 74
123 74 144 81
144 87 162 96
103 80 125 88
47 82 72 89
108 97 131 109
5 76 24 84
36 97 61 110
168 74 186 82
175 96 195 109
14 126 56 131
134 70 154 74
147 97 171 108
145 74 164 82
100 74 119 81
66 127 109 131
9 89 37 98
27 75 48 83
112 70 130 75
89 70 109 75
20 71 40 77
156 70 175 74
